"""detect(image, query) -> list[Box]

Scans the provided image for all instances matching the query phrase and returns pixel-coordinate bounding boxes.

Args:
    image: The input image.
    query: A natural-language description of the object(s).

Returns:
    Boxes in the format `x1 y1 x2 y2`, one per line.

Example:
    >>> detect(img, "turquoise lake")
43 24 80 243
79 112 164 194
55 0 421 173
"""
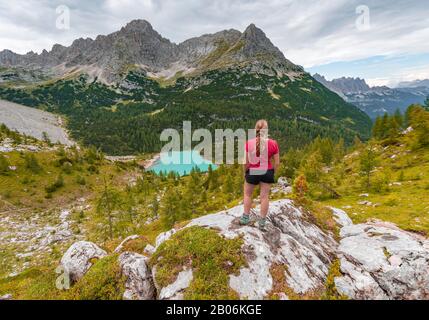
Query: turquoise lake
148 150 218 176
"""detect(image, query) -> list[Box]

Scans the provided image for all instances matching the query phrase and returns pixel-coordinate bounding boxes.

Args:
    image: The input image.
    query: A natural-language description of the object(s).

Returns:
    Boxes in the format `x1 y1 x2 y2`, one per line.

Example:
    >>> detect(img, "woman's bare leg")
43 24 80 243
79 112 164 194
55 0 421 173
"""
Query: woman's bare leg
243 182 256 215
260 183 271 218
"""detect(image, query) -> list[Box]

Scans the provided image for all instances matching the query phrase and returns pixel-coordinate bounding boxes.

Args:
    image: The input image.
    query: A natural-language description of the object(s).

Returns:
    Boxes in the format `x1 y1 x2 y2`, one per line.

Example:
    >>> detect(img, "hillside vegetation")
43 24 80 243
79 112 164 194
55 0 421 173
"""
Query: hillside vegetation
277 104 429 235
0 105 428 300
0 70 371 155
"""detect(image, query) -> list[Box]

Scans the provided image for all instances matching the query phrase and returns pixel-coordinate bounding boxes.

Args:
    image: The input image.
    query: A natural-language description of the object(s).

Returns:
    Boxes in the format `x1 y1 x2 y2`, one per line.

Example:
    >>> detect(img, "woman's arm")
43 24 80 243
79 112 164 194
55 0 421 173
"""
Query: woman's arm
273 153 280 172
243 149 249 176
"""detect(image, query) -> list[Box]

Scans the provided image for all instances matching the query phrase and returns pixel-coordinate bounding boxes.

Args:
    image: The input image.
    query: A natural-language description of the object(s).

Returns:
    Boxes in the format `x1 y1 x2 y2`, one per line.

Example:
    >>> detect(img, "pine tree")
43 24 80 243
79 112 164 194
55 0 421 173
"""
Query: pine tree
300 151 323 183
160 188 179 229
96 180 122 239
381 113 389 139
360 146 378 189
372 116 383 139
394 109 404 128
407 105 429 148
387 116 400 138
424 96 429 111
151 195 159 217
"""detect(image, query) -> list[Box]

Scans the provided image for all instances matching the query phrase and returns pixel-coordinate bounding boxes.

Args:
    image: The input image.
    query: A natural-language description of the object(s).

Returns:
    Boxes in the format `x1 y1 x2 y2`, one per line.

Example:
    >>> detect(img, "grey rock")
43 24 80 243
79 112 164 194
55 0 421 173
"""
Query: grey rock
144 244 156 255
335 218 429 300
330 207 353 227
114 235 140 254
159 268 193 300
0 294 12 300
60 241 107 283
155 229 176 249
119 252 156 300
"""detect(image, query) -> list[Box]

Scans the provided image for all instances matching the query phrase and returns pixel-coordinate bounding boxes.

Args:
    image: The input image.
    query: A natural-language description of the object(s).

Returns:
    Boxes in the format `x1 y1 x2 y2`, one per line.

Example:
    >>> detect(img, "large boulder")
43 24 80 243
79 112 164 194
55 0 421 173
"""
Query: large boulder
60 241 107 283
119 252 156 300
335 219 429 300
152 199 338 299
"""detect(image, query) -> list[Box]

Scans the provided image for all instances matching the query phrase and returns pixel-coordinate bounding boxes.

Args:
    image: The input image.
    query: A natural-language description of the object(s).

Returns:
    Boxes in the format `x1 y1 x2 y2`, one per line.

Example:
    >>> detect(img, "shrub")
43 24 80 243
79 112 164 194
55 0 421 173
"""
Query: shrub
293 174 309 200
62 162 73 174
24 153 42 173
0 154 10 174
45 174 64 194
64 255 125 300
76 175 86 186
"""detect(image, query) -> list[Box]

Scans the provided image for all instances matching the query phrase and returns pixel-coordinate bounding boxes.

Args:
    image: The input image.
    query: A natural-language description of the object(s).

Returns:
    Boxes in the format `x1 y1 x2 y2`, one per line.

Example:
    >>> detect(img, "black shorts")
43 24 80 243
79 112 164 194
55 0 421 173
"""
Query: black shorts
245 169 275 185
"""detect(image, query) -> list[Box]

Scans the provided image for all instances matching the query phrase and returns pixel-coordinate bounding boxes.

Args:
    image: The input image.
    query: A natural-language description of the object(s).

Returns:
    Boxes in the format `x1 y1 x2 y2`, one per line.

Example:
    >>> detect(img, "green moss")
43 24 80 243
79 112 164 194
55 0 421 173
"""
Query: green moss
268 263 322 300
64 255 125 300
321 260 348 300
149 226 245 300
0 267 60 300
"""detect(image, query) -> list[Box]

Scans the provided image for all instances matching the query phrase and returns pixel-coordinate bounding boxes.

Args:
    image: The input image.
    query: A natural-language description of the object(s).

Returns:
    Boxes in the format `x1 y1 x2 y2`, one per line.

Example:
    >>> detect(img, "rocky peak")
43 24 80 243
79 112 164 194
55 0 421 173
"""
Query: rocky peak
331 77 371 93
121 19 155 33
239 23 285 60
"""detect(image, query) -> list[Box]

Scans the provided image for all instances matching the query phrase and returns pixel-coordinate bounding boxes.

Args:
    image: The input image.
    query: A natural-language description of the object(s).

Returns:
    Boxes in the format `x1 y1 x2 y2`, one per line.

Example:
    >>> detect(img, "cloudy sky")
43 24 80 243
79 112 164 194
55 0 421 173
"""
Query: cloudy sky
1 0 428 86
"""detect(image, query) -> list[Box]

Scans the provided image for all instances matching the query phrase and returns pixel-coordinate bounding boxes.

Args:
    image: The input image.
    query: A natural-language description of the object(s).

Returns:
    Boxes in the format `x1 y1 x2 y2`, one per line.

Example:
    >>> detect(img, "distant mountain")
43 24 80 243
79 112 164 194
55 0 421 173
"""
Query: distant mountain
397 79 429 88
0 20 371 155
314 74 429 119
313 74 370 95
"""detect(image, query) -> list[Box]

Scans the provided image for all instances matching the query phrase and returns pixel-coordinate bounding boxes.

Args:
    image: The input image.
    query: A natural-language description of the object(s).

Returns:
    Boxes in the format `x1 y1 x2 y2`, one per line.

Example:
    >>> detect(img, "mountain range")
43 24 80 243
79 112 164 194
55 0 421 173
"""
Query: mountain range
314 74 429 118
0 20 300 84
0 20 371 155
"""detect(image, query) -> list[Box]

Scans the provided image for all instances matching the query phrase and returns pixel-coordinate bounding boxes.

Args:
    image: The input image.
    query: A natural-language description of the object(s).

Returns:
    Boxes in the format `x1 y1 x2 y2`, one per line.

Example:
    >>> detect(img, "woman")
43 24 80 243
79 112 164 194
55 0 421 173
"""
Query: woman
240 120 280 231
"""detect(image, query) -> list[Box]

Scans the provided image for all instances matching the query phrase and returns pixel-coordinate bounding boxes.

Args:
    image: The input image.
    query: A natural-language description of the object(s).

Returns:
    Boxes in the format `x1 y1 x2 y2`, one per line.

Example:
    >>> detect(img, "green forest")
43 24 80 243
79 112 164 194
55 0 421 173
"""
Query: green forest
0 69 372 155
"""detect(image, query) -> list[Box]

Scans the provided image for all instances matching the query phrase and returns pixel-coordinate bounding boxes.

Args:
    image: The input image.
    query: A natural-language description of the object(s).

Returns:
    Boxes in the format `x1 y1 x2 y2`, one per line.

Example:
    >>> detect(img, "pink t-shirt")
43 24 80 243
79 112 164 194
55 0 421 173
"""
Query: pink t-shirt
245 138 279 170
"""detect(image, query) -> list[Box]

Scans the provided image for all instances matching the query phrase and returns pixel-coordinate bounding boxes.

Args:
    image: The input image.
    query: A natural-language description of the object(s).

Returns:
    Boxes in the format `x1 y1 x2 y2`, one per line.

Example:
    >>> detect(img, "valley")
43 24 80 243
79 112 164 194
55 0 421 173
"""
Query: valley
0 18 428 301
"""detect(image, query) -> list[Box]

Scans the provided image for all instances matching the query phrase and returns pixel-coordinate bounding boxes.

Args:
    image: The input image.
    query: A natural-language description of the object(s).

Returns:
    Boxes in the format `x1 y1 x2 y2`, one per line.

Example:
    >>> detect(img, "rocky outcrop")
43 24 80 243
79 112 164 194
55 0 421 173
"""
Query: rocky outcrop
60 241 107 283
335 219 429 300
153 199 338 299
58 200 429 300
118 252 156 300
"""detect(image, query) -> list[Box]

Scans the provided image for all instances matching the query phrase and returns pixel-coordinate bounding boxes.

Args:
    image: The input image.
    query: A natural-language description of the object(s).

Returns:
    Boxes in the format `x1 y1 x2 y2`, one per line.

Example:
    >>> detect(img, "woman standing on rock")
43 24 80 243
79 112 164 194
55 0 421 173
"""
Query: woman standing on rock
240 119 280 231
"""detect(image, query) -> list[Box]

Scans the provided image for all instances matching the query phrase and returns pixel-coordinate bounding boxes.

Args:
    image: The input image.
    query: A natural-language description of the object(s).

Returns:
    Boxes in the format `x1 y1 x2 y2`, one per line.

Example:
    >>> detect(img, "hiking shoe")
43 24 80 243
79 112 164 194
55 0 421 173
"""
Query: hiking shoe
239 214 251 226
258 218 267 232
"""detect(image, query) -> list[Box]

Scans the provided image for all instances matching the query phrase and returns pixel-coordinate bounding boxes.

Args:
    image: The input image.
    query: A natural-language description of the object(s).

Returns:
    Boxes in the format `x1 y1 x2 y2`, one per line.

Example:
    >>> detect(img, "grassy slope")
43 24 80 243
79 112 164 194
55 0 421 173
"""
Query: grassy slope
323 139 429 235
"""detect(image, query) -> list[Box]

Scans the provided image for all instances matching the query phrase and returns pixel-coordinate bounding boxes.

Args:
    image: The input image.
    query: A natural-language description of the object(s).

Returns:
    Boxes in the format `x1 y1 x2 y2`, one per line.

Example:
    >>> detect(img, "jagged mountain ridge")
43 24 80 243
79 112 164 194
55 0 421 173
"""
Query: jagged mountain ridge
0 20 301 83
314 74 429 119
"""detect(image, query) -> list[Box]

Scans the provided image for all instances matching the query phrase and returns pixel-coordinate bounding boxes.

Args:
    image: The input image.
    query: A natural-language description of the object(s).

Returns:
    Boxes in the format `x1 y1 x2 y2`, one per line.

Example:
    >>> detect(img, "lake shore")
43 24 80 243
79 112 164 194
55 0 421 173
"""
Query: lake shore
143 153 161 169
